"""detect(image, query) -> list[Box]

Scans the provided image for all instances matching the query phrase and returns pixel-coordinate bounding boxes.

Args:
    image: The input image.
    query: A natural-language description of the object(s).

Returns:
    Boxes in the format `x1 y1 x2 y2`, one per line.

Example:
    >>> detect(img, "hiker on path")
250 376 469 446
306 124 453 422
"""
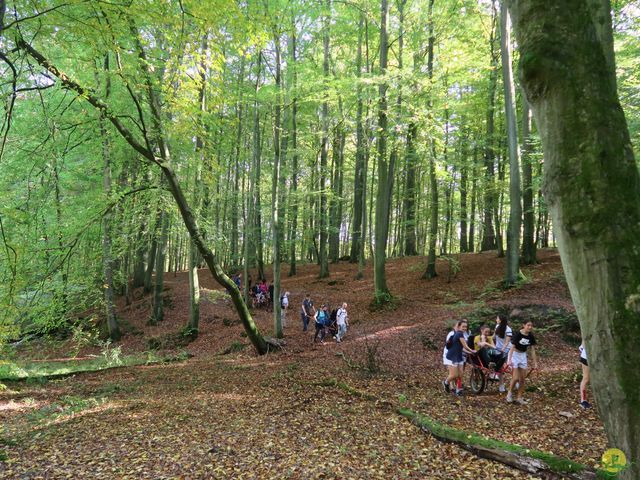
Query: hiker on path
314 304 329 343
443 321 462 367
280 292 290 327
493 314 513 392
301 294 313 332
506 320 538 404
443 320 476 396
335 302 349 343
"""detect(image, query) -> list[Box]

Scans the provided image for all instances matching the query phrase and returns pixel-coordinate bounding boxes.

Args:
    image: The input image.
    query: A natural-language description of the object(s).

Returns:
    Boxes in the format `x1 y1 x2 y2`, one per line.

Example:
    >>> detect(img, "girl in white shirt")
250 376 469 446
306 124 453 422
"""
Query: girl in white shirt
493 314 512 392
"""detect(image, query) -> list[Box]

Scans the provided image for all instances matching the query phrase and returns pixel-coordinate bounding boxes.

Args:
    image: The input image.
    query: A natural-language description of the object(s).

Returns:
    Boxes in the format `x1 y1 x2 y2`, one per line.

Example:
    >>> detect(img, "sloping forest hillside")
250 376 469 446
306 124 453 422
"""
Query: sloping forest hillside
1 250 609 479
0 0 638 478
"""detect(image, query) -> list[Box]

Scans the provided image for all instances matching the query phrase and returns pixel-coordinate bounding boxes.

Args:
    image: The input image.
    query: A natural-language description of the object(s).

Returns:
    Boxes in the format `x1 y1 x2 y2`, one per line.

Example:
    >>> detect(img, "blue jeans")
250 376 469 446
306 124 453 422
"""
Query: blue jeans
337 323 347 341
301 313 309 331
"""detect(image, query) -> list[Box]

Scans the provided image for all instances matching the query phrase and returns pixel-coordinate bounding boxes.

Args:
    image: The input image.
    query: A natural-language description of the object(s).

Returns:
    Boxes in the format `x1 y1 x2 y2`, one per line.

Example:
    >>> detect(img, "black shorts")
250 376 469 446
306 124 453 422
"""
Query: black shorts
580 357 588 367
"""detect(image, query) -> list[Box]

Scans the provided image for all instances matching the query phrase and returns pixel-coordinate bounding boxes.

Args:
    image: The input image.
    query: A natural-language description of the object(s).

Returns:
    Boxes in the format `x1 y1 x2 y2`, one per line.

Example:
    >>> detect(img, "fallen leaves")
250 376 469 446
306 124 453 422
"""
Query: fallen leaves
0 249 607 479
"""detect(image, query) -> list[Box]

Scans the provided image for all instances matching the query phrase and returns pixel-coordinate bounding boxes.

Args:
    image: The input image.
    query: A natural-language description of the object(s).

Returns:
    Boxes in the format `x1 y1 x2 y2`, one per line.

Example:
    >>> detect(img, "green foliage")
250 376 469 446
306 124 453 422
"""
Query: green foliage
369 291 399 312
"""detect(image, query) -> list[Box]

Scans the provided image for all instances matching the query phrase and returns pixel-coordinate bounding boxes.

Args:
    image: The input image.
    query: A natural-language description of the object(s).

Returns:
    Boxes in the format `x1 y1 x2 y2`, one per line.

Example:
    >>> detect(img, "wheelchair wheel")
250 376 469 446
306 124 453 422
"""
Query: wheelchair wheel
470 367 485 394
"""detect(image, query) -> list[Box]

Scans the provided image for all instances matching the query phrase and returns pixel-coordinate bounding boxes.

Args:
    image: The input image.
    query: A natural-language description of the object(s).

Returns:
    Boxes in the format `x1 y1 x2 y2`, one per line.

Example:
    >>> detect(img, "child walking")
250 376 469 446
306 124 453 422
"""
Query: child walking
506 320 538 404
443 320 476 396
579 343 592 409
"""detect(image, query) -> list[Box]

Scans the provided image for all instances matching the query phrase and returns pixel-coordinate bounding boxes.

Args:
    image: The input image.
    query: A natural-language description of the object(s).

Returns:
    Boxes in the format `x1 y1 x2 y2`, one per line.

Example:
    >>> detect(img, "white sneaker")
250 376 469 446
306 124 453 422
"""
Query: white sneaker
506 393 513 403
499 385 506 393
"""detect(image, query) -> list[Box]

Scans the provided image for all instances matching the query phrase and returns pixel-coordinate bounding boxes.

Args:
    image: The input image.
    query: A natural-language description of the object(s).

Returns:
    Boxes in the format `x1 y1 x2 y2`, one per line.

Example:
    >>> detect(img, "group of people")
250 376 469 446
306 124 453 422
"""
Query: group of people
300 294 349 343
442 313 591 409
443 314 538 404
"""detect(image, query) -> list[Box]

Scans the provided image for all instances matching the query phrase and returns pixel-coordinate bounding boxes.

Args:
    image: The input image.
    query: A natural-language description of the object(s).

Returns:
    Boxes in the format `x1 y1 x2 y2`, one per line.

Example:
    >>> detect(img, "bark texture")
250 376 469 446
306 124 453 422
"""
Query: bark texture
509 1 640 476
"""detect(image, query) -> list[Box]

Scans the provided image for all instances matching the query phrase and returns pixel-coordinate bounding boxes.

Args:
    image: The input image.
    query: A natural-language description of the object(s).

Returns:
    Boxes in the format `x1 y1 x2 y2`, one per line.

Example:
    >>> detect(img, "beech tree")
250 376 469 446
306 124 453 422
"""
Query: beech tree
508 0 640 475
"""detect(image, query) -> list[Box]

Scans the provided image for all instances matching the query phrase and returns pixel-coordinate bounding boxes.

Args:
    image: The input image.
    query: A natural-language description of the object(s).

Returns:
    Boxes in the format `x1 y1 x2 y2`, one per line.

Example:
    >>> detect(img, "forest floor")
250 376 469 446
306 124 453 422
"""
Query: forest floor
0 249 609 479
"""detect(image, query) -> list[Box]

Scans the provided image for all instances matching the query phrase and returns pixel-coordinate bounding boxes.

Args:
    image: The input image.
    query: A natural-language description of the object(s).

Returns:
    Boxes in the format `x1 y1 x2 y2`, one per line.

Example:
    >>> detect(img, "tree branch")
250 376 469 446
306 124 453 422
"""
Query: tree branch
15 37 159 166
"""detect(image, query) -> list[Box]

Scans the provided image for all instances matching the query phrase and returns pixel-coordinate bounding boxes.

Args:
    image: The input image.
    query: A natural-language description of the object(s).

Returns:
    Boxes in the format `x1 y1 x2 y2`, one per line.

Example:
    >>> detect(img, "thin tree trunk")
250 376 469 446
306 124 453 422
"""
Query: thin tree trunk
98 53 120 341
501 2 522 286
469 146 478 253
481 0 499 251
288 19 299 277
350 16 366 264
459 149 469 253
423 0 438 279
150 211 168 324
272 27 286 338
231 57 245 268
521 97 537 264
318 0 331 278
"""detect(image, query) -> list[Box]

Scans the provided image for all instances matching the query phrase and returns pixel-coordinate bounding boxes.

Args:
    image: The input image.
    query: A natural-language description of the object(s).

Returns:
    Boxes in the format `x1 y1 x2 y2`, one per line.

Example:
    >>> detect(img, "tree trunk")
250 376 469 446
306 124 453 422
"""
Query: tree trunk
272 28 286 338
288 20 299 277
329 105 344 263
230 57 245 268
151 210 168 324
188 34 208 336
501 2 522 286
481 0 499 252
144 208 160 294
469 146 478 253
521 97 537 264
373 0 392 298
423 0 438 279
509 1 640 476
318 0 331 279
350 14 365 264
98 53 120 341
459 157 468 253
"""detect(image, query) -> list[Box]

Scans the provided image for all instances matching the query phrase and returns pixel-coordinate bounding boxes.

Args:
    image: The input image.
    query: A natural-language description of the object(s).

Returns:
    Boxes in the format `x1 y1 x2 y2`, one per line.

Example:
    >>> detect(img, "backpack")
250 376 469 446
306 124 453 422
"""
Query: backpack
330 309 338 323
317 311 327 325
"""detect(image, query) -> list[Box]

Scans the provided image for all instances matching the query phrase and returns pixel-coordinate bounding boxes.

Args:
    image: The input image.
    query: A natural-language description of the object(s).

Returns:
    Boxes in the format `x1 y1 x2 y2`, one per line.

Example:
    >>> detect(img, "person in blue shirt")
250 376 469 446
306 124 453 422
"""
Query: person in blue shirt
443 320 476 396
314 304 329 343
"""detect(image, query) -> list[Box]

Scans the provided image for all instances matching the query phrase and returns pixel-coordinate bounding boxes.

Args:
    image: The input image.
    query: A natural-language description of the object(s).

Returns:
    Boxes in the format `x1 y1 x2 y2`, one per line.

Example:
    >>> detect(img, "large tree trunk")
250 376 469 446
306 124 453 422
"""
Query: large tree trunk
469 146 478 253
373 0 392 298
501 2 522 286
509 1 640 476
